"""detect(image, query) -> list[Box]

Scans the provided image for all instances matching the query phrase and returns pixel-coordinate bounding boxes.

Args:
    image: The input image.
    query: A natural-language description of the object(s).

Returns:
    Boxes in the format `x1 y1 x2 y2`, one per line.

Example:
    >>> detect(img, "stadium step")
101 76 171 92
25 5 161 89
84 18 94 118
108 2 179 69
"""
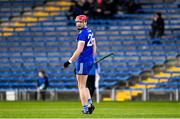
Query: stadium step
168 66 180 72
116 65 180 101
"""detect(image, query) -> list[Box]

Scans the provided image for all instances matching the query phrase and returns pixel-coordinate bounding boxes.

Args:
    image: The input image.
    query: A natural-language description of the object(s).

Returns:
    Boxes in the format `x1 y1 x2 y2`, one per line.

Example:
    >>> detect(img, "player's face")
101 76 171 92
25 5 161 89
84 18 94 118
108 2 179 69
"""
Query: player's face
75 21 86 30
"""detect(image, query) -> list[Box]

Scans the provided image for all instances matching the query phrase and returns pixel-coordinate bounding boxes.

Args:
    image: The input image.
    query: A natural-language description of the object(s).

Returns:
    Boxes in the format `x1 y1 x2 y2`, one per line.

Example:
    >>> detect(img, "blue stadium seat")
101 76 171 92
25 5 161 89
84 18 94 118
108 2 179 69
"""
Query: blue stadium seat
0 0 179 90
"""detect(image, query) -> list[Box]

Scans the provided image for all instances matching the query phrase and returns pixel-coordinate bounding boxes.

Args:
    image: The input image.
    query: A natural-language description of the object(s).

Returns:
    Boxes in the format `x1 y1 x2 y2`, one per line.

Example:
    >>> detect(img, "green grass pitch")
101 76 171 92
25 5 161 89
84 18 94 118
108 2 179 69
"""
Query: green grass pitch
0 101 180 118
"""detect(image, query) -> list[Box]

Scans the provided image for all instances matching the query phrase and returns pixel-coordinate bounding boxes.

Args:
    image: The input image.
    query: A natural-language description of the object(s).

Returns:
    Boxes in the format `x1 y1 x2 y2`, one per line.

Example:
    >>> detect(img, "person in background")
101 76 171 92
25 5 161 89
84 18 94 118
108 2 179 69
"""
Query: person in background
86 62 100 98
102 0 117 19
37 70 49 101
66 0 86 21
149 12 165 44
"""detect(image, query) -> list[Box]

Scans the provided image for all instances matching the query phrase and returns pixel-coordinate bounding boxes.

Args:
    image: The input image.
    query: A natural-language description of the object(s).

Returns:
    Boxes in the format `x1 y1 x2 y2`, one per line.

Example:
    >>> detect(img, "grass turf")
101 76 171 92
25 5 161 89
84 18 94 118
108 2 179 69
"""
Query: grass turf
0 101 180 118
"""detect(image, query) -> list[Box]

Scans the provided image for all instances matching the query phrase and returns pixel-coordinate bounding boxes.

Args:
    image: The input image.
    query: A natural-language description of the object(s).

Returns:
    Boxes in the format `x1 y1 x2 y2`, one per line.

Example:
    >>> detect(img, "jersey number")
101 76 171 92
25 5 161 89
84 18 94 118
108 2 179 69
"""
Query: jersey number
87 34 94 47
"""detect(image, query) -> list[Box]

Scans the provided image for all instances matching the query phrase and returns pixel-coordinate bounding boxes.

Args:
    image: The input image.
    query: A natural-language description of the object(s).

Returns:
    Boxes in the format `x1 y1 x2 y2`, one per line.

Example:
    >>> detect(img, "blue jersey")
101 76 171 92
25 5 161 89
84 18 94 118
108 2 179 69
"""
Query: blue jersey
37 76 49 89
77 27 95 62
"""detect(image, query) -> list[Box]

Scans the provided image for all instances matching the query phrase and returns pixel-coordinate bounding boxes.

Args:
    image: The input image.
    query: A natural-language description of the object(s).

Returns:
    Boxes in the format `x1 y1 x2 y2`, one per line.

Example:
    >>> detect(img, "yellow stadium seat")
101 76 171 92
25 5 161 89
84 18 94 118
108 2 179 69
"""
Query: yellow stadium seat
3 27 14 31
15 28 24 31
159 79 168 82
26 23 37 26
46 7 61 11
34 12 49 17
154 72 171 78
38 17 48 21
3 32 13 36
15 22 26 27
23 17 38 22
56 1 74 6
103 97 113 101
169 66 180 72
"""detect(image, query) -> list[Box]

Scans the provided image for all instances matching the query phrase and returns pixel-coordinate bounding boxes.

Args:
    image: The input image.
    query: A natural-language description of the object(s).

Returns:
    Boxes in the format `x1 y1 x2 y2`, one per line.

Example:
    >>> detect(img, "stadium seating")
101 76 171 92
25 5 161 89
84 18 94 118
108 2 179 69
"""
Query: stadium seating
116 65 180 101
0 0 180 97
0 0 46 20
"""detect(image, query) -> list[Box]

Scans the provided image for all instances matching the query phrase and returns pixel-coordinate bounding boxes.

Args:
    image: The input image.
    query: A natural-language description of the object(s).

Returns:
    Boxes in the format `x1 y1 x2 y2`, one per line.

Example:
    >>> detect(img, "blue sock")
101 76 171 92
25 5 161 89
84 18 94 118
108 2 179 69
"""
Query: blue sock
88 98 93 104
83 105 88 112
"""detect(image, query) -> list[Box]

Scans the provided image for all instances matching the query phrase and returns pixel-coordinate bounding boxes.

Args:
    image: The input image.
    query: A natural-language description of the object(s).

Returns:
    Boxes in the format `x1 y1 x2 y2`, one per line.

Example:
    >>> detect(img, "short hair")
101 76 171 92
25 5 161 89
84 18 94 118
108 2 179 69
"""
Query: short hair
156 12 162 18
39 69 46 76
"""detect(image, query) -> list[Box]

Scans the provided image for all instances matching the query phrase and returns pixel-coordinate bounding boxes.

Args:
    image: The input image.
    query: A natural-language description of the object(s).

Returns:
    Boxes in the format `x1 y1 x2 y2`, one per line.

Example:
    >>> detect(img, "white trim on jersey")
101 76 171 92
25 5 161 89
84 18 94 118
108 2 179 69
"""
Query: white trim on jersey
78 41 85 43
79 63 84 74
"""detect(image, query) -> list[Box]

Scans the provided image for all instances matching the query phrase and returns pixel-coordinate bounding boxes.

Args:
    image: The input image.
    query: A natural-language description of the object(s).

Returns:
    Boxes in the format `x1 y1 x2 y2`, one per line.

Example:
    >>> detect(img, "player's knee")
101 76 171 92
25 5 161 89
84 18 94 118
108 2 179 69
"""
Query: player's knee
78 84 86 89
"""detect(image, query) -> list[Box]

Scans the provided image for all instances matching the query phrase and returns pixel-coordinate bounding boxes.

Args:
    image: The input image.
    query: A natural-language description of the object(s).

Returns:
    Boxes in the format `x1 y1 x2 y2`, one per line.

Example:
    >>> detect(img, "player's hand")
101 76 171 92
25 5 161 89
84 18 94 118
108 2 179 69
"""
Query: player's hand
64 61 71 68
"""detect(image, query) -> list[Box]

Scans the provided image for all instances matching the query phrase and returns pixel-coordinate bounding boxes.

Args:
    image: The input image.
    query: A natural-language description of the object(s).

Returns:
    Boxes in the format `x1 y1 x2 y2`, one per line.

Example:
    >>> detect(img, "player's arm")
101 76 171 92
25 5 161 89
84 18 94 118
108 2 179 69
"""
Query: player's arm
64 41 85 68
93 38 97 56
69 41 85 62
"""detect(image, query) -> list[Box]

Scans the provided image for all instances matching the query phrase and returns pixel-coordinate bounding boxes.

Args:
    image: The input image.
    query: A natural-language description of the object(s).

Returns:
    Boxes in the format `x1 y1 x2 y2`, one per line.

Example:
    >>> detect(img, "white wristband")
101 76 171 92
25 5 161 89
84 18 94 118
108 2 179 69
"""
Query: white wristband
69 60 72 63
